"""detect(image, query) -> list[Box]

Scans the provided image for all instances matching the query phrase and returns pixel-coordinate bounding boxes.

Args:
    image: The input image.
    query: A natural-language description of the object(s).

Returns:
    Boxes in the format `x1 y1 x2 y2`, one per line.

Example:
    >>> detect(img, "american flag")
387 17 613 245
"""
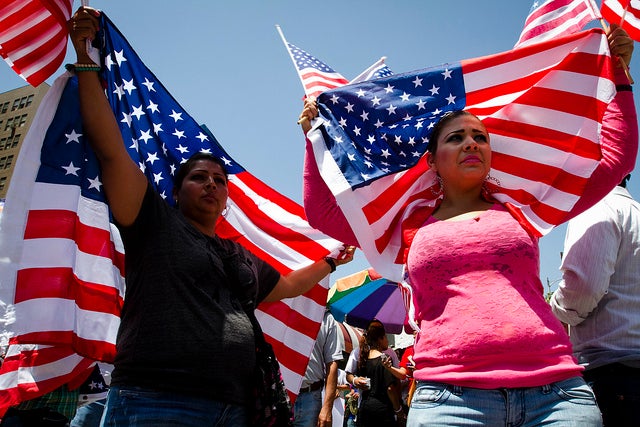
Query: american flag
602 0 640 40
0 12 343 411
306 29 615 282
514 0 601 48
0 0 73 87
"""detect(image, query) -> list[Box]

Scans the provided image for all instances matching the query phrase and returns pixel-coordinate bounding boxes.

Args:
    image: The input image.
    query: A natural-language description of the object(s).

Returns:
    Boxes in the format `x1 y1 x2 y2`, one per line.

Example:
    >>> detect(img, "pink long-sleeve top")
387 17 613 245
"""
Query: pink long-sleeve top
303 68 637 388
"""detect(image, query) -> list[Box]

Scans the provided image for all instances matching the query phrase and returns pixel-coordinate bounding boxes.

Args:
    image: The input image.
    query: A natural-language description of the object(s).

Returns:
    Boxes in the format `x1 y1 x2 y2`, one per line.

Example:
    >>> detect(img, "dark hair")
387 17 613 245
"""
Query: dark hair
357 319 386 372
173 152 229 193
619 174 631 188
427 110 482 155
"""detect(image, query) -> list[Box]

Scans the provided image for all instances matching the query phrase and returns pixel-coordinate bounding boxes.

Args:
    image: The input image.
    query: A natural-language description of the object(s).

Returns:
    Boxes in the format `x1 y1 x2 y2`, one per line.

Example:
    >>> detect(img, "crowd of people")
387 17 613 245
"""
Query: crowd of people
1 4 639 427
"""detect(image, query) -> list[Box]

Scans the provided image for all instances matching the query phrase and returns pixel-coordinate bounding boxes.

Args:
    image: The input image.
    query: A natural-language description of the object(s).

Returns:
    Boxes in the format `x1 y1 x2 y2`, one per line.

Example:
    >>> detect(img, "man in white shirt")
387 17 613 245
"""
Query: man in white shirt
551 174 640 426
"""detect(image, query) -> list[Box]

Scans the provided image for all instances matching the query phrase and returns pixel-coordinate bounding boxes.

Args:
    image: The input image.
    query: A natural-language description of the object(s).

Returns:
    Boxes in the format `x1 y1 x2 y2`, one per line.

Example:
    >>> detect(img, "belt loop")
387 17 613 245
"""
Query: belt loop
542 383 551 394
452 385 463 396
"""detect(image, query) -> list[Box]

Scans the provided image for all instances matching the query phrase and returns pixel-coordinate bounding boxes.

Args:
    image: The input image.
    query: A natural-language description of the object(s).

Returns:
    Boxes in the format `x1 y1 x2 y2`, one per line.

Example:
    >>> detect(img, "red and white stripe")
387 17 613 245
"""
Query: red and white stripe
0 0 73 87
602 0 640 41
515 0 601 48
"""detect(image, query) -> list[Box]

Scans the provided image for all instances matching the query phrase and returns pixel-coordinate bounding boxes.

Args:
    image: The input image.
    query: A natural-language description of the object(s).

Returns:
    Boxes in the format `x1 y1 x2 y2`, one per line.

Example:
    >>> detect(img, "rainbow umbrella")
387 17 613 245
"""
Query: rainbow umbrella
328 270 407 334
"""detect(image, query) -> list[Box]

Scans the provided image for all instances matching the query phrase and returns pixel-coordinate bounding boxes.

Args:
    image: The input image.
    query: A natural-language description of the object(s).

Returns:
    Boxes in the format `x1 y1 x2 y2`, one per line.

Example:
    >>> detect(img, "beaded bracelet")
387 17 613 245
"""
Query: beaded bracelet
65 63 101 73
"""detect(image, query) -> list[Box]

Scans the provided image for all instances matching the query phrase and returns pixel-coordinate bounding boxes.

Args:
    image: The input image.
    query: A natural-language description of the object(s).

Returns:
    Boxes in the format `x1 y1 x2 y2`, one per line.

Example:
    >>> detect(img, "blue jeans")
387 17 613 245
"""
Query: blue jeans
292 389 322 427
71 399 106 427
407 376 602 426
101 386 249 427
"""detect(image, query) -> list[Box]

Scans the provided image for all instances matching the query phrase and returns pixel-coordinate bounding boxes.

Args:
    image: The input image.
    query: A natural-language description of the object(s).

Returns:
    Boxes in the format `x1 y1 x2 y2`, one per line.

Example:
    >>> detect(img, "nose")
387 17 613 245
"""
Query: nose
464 138 479 151
204 176 216 188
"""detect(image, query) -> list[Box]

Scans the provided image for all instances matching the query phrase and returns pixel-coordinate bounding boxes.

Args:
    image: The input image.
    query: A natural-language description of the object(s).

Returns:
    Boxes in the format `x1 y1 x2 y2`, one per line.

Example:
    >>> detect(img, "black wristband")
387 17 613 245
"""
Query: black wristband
616 84 633 92
324 257 337 272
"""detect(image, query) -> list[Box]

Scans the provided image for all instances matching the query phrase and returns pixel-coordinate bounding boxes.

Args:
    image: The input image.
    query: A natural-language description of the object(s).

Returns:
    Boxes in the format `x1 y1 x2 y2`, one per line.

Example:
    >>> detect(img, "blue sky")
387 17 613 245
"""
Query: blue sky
1 1 638 289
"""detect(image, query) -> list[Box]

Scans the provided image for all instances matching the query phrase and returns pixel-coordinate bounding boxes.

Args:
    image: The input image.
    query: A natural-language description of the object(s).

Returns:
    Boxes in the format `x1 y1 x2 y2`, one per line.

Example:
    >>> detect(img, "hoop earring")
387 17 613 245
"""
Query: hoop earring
221 207 228 217
430 175 444 197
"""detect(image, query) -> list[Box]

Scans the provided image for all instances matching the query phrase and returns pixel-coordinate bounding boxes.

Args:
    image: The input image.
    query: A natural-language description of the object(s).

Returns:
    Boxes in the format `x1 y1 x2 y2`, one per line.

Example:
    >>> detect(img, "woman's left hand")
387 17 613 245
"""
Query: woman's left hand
333 245 356 267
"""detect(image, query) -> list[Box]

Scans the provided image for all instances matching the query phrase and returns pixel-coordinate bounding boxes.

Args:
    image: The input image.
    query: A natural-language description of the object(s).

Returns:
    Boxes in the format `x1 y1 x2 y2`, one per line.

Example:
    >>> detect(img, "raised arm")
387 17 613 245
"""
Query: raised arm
566 25 638 219
299 97 359 246
69 7 148 226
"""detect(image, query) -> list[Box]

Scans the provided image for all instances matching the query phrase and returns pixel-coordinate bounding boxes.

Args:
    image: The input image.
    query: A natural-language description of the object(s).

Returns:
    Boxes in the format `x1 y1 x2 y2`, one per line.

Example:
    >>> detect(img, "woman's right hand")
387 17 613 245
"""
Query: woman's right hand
298 96 318 133
68 7 101 64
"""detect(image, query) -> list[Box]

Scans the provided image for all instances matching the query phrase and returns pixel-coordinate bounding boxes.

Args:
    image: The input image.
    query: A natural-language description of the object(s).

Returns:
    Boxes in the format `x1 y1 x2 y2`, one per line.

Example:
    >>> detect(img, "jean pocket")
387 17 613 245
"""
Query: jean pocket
410 382 451 408
551 377 598 406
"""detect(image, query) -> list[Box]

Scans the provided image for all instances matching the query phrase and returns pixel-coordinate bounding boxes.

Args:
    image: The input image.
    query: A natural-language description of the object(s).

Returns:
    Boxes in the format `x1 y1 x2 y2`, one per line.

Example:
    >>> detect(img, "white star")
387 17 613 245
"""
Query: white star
403 114 412 121
381 149 391 158
386 104 397 115
361 172 370 180
113 84 125 100
131 105 146 120
412 150 422 157
371 96 381 106
146 152 159 165
173 129 186 139
400 92 410 102
170 164 177 175
416 99 427 110
360 111 369 121
356 89 366 97
432 108 442 116
120 112 132 127
442 68 453 79
384 84 394 93
87 176 102 191
129 138 138 150
408 137 417 146
176 144 189 154
429 85 440 96
339 117 348 127
364 159 373 168
169 110 183 122
139 129 153 143
374 119 384 128
65 129 82 143
348 153 356 161
147 100 159 113
221 156 233 166
196 132 209 142
367 135 376 144
413 76 423 87
353 126 361 136
122 79 136 95
153 122 163 134
329 94 340 104
139 162 146 173
345 103 354 113
142 78 156 92
335 136 344 144
394 135 403 144
415 121 424 130
62 162 80 176
105 55 114 71
446 93 457 104
113 49 127 66
153 171 164 184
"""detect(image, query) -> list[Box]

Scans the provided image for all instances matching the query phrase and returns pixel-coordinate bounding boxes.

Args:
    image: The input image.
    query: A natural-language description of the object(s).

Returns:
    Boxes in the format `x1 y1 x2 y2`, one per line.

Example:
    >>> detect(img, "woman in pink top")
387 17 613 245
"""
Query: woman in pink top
299 26 637 426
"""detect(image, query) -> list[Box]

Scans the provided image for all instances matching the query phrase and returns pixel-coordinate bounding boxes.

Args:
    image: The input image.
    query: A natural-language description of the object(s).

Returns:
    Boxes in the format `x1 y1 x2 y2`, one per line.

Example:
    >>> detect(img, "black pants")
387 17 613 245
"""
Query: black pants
0 407 68 427
583 363 640 427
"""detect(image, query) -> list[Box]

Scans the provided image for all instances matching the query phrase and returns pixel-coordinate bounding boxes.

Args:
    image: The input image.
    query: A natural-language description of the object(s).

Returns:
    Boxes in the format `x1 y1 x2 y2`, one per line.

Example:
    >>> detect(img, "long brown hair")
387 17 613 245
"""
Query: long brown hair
357 319 386 372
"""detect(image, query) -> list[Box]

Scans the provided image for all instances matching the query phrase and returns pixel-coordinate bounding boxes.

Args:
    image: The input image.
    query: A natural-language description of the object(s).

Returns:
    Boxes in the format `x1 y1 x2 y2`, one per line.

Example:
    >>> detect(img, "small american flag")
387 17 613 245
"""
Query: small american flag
307 29 615 282
602 0 640 41
515 0 601 48
0 0 73 87
0 12 343 411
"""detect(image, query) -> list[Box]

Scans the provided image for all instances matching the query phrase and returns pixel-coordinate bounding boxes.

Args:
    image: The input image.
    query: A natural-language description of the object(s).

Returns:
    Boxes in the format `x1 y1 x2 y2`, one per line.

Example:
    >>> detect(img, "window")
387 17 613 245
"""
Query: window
11 134 20 149
0 157 5 169
5 155 13 169
0 176 6 192
0 102 9 114
0 137 6 150
4 117 13 131
24 95 34 108
11 99 19 111
17 114 27 127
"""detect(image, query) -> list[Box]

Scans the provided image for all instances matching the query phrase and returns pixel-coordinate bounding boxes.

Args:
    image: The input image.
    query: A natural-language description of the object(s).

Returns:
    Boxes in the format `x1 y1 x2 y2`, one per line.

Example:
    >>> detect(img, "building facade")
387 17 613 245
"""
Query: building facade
0 83 50 198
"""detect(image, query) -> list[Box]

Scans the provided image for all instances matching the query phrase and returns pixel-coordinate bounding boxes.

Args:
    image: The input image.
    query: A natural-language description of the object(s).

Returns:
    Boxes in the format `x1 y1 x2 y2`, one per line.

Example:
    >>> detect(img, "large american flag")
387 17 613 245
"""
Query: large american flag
0 12 343 411
306 29 615 282
0 0 73 87
514 0 601 48
602 0 640 40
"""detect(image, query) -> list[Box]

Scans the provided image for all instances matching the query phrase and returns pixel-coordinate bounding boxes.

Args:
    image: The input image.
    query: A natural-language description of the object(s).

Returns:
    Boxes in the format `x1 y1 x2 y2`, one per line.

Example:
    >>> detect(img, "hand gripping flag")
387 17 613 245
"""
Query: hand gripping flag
0 0 74 87
602 0 640 40
0 12 344 410
515 0 601 48
306 29 615 282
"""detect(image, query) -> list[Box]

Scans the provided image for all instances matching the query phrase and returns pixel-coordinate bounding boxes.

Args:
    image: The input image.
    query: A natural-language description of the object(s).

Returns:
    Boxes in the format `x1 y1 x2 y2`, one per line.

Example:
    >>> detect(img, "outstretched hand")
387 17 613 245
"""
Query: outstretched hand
298 96 319 133
333 245 356 267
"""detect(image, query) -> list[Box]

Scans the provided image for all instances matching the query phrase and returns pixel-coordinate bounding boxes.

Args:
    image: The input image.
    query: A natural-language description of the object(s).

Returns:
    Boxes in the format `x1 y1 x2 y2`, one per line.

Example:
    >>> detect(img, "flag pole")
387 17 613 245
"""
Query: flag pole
275 25 311 125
